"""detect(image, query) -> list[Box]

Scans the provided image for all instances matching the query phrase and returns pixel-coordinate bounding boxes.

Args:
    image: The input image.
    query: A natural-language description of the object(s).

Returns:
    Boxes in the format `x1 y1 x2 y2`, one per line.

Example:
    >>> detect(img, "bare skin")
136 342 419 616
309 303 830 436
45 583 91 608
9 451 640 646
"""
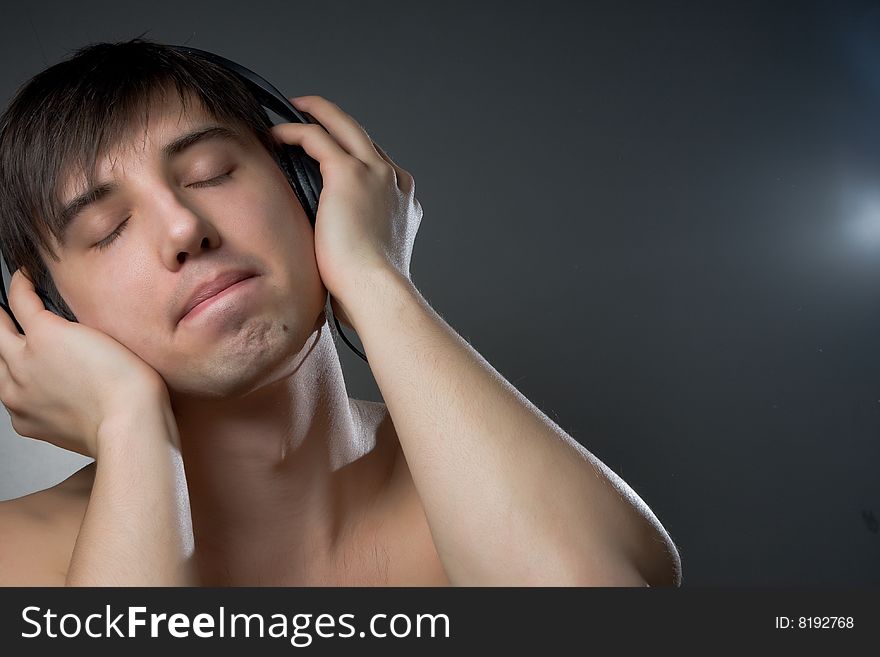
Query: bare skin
0 89 679 587
0 90 447 586
0 398 451 587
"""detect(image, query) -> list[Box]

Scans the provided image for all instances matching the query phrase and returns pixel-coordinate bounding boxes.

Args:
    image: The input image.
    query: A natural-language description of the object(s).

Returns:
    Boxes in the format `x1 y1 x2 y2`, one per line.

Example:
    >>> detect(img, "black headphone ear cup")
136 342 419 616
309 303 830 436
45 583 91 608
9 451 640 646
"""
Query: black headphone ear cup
296 111 325 208
279 145 321 226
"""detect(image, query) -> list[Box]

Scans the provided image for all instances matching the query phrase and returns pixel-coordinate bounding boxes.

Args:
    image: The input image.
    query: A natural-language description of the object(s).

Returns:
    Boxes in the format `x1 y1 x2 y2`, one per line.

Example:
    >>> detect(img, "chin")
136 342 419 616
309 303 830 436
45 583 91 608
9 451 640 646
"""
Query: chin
173 309 329 401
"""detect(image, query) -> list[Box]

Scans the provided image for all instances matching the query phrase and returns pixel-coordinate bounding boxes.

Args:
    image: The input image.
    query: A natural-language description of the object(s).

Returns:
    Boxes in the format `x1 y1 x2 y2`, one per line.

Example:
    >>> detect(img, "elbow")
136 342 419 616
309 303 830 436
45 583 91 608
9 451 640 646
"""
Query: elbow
619 507 684 587
564 535 683 588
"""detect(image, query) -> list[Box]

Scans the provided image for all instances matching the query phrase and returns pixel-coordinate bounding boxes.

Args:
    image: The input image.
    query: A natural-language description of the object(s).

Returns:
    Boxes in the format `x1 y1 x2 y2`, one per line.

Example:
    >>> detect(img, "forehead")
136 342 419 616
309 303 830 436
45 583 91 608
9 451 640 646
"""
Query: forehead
121 94 216 162
60 89 243 197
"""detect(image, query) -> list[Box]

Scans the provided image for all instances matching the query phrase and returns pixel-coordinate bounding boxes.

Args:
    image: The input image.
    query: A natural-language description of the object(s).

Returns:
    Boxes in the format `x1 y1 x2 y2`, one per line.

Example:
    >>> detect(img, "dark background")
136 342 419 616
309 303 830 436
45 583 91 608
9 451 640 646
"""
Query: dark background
0 0 878 586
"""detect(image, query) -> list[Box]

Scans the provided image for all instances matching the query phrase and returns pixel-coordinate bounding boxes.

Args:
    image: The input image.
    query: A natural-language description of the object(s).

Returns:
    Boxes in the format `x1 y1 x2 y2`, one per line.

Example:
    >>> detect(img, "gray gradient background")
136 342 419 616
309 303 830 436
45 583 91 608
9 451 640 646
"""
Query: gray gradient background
0 0 878 586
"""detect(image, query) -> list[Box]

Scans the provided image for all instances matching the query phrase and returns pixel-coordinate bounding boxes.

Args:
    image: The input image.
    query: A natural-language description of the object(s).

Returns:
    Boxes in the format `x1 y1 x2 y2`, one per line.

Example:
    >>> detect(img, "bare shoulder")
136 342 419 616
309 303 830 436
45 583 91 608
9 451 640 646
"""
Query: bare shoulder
0 463 94 586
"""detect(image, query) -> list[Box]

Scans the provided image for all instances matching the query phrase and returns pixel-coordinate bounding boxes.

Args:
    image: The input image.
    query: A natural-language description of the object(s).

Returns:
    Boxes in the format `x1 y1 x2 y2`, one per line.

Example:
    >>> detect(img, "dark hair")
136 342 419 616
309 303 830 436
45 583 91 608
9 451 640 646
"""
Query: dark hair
0 37 287 321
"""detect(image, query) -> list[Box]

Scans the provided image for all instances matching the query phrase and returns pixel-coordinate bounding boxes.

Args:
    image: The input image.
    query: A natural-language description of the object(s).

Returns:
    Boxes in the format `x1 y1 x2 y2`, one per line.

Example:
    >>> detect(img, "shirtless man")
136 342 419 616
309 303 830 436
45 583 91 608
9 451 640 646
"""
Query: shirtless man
0 39 681 586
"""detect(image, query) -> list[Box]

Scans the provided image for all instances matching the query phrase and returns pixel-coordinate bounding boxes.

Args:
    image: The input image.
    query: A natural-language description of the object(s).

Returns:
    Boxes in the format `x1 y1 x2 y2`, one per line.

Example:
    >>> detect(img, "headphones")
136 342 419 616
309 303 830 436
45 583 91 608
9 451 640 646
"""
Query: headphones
0 44 368 363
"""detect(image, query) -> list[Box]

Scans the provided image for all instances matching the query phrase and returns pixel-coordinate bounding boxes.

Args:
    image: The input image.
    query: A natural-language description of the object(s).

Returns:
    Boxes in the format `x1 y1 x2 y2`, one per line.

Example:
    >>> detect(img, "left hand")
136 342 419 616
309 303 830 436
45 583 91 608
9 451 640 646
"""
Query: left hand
270 95 423 328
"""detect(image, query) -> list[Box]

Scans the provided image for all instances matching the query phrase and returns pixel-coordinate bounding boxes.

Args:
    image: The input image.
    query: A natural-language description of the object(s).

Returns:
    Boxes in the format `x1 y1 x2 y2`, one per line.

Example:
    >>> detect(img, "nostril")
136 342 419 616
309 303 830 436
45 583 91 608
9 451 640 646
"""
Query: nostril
176 237 211 264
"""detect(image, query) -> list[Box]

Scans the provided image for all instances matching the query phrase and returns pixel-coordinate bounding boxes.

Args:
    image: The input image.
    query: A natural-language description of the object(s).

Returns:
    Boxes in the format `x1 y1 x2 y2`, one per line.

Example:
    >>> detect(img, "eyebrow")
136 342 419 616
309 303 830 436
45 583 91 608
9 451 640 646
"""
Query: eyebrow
58 125 242 240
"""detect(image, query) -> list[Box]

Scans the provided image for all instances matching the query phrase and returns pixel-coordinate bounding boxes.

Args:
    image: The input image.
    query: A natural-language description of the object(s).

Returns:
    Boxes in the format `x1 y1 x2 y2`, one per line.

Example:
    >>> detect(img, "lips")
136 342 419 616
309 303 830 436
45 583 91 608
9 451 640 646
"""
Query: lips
178 270 257 323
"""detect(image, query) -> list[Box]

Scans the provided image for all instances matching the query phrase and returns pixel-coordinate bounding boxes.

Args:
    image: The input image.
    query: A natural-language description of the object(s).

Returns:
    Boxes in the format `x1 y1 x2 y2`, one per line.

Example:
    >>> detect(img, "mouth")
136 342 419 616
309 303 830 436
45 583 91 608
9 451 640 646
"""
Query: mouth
178 272 259 325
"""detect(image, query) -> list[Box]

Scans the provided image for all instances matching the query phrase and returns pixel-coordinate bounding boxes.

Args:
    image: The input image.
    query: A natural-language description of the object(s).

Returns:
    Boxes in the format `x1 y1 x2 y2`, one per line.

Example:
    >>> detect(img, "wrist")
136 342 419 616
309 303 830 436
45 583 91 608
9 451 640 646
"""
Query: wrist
96 387 180 456
100 372 168 421
340 267 415 332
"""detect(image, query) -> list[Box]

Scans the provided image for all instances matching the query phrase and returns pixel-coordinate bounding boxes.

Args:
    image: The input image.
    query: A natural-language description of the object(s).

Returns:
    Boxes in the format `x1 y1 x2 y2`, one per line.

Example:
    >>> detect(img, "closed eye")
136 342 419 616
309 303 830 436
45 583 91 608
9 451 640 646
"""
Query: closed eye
93 171 234 251
95 217 130 251
187 170 233 188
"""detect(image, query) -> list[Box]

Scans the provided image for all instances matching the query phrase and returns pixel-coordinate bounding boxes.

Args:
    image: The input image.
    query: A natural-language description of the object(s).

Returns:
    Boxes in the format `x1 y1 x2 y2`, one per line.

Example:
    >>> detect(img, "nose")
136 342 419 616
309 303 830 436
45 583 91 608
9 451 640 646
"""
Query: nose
176 235 214 265
152 189 222 267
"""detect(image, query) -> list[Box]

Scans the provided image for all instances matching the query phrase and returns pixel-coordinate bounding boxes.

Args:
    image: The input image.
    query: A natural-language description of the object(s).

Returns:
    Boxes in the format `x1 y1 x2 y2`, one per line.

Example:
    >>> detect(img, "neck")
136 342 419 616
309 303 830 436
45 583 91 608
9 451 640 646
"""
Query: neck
167 318 390 584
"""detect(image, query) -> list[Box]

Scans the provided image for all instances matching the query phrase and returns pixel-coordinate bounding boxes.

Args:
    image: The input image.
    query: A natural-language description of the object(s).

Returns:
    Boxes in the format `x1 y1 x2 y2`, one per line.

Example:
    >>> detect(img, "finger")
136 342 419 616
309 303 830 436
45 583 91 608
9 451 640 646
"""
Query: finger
0 367 20 413
0 303 24 355
371 140 393 167
8 268 47 336
0 322 21 392
271 122 361 174
371 140 414 194
0 274 25 356
289 96 385 168
0 347 11 387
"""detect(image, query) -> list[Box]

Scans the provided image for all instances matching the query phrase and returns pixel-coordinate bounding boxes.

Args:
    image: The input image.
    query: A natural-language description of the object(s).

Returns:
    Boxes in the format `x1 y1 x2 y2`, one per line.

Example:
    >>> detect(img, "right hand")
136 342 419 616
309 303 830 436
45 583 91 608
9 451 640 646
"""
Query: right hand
0 268 167 458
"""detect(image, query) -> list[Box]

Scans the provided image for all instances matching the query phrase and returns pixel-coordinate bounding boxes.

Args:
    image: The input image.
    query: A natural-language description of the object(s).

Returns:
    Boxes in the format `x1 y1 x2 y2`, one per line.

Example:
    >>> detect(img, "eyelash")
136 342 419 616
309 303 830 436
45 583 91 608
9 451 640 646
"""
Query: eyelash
94 171 233 251
187 171 232 189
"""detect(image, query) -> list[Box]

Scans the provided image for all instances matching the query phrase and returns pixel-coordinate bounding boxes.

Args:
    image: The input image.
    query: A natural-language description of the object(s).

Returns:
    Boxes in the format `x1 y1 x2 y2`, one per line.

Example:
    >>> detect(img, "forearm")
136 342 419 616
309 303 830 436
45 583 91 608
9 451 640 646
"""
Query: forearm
65 392 196 586
346 270 680 586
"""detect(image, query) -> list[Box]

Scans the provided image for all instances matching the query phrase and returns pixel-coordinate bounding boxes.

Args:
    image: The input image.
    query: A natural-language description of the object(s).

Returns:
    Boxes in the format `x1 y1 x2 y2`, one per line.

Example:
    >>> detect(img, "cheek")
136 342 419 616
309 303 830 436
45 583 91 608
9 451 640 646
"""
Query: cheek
249 178 327 321
65 255 156 335
241 172 317 269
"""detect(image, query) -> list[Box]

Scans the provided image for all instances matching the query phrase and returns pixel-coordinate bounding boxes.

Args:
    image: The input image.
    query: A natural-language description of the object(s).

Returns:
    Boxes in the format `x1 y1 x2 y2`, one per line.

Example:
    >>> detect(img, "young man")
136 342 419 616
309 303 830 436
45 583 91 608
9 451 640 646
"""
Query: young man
0 39 681 586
